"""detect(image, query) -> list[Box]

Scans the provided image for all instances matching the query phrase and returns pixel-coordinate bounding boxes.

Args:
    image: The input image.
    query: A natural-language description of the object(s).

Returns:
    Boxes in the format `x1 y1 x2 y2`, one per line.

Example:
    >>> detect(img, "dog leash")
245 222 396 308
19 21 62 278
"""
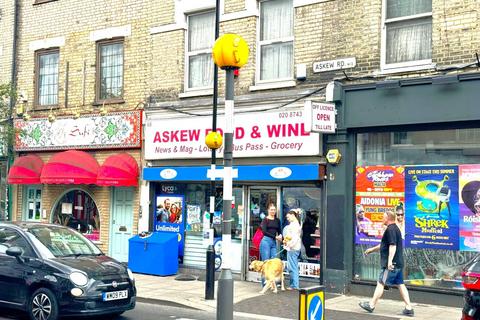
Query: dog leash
275 247 287 256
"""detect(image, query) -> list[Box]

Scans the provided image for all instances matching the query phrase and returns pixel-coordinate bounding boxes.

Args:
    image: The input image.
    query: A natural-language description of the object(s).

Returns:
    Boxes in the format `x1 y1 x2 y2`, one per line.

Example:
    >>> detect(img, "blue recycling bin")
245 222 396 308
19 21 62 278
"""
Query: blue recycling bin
128 232 178 276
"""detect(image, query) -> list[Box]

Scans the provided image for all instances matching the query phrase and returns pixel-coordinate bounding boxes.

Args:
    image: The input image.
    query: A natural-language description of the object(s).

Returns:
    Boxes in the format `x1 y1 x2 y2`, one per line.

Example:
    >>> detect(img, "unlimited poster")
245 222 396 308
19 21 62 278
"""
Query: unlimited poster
154 195 185 256
355 166 404 245
404 165 459 249
459 165 480 251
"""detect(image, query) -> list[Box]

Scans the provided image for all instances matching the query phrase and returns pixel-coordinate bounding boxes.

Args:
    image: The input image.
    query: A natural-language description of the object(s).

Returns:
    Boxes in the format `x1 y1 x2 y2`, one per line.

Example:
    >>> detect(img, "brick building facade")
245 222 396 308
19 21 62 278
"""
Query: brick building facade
0 0 15 85
143 0 480 300
8 0 147 260
6 0 480 298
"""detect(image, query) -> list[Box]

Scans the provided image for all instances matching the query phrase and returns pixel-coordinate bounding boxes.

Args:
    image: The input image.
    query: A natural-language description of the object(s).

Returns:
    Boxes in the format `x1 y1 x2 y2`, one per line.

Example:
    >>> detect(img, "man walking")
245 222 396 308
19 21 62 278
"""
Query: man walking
359 210 414 317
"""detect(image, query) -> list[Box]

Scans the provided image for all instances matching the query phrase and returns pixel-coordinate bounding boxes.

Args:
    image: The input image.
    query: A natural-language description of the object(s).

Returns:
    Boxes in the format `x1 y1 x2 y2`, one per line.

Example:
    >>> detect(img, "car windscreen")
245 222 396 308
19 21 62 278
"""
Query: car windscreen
27 226 102 258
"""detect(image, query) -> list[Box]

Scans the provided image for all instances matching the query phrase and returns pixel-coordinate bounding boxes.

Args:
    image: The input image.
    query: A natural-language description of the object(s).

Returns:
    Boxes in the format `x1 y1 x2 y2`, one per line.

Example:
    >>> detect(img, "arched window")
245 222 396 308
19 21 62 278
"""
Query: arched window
51 189 100 242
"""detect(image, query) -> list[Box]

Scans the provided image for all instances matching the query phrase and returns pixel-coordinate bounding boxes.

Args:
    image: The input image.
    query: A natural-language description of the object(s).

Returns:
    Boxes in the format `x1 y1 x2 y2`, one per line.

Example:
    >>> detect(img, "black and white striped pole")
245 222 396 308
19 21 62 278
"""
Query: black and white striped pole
212 34 249 320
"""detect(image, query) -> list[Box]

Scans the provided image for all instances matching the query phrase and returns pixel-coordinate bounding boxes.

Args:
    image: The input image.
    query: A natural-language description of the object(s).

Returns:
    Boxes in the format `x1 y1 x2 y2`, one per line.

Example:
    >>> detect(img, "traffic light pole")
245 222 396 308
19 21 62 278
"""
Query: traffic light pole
205 0 220 301
216 68 235 320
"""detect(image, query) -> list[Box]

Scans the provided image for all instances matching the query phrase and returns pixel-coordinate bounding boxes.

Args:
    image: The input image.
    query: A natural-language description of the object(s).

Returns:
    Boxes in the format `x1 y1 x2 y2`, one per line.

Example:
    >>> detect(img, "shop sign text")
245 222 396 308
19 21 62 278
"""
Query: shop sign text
304 101 336 134
145 109 321 160
313 57 356 73
14 111 142 151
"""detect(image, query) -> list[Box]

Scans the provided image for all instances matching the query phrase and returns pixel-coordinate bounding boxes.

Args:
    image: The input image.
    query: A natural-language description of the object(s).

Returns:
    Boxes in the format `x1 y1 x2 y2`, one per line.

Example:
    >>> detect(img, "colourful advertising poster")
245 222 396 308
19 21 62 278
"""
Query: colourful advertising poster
459 165 480 251
405 165 459 249
355 166 405 245
186 205 202 232
154 195 185 256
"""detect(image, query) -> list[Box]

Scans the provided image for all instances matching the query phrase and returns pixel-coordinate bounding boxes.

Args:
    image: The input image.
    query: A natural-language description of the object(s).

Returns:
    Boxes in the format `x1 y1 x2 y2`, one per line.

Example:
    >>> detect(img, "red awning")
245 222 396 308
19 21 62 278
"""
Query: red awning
97 153 139 187
7 155 44 184
41 150 99 184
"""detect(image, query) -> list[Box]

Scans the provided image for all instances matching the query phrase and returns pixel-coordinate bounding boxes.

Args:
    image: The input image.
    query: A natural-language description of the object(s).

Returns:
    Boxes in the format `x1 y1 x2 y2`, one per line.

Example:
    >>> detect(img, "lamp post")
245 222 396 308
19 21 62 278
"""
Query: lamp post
205 0 221 301
212 33 249 320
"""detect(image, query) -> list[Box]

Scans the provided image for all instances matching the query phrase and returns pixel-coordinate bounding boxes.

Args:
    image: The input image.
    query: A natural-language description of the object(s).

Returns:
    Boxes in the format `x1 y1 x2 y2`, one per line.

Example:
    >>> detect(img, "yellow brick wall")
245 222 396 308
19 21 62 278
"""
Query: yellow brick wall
224 0 246 14
149 0 480 100
0 0 15 85
13 150 141 253
150 30 185 97
15 0 150 118
432 1 480 66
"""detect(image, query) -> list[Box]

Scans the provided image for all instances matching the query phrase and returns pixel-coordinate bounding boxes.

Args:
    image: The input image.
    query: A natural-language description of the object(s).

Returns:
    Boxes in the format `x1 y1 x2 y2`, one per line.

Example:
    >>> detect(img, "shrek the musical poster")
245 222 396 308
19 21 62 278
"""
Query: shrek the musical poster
404 165 459 249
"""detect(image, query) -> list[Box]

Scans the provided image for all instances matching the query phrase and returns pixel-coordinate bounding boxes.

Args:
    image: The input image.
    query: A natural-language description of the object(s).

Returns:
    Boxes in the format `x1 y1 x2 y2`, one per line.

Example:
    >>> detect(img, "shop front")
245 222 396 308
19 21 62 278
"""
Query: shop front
143 109 325 281
7 111 142 262
325 73 480 298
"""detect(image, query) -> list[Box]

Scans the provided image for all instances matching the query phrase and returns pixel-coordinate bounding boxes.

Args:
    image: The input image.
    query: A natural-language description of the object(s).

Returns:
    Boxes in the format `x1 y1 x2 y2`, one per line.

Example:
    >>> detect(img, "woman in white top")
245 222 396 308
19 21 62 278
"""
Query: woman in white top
283 210 302 290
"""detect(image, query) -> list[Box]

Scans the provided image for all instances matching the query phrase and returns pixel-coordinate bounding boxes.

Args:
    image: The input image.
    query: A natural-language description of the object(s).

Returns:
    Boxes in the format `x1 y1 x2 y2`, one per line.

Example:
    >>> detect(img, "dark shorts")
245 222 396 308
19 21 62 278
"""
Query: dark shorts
378 267 404 286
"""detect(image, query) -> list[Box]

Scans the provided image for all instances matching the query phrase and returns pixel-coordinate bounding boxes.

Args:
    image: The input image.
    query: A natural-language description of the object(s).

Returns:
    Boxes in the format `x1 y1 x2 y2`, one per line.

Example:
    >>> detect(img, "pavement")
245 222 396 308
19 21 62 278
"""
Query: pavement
133 271 463 320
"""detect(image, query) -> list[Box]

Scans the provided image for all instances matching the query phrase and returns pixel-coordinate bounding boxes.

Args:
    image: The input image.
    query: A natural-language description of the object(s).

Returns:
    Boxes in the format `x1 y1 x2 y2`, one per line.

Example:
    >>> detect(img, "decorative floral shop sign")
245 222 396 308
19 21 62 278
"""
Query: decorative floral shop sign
14 111 142 151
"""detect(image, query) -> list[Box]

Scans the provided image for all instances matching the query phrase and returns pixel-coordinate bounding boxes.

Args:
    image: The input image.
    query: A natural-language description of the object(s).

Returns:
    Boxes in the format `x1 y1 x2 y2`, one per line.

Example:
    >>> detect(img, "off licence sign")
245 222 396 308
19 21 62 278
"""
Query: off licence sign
304 101 336 134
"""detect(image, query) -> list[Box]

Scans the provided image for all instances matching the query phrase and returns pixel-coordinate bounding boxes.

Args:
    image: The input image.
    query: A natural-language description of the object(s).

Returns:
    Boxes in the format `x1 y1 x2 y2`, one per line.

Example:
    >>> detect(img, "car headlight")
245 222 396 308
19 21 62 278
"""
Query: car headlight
69 272 88 286
127 268 135 281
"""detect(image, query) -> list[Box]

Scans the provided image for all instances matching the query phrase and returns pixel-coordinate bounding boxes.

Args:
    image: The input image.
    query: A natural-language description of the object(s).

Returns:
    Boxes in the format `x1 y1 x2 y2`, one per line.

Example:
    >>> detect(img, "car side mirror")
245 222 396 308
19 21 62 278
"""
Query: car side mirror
6 246 24 263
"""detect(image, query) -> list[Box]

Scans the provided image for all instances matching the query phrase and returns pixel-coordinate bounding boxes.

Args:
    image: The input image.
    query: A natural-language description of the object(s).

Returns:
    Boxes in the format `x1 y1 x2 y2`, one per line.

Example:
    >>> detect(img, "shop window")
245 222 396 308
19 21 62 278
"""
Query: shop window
96 38 124 103
282 187 321 278
24 186 42 221
35 48 59 108
186 11 215 90
355 129 480 291
183 184 243 240
51 190 100 242
357 130 480 166
382 0 432 70
258 0 293 82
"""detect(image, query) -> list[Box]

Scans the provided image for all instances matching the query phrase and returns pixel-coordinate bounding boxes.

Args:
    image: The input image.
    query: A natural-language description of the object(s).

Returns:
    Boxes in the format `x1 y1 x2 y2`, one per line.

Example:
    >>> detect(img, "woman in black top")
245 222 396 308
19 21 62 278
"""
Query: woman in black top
260 203 283 260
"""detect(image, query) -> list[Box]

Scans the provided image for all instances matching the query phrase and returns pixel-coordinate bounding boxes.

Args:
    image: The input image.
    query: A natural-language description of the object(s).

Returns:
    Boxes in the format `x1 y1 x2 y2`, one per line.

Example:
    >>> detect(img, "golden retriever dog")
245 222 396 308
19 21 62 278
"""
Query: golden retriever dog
249 258 285 294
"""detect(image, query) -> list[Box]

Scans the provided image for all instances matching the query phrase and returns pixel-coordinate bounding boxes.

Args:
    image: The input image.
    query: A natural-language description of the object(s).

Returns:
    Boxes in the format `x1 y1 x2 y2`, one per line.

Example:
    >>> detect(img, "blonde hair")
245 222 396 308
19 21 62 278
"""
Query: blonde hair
386 209 396 221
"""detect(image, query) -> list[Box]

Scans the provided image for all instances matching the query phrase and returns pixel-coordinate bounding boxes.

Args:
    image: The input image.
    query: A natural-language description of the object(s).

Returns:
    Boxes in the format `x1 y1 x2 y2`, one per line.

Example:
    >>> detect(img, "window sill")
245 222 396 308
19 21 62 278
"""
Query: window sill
376 63 436 75
34 0 58 5
179 89 213 99
92 99 125 106
33 104 60 111
249 80 296 92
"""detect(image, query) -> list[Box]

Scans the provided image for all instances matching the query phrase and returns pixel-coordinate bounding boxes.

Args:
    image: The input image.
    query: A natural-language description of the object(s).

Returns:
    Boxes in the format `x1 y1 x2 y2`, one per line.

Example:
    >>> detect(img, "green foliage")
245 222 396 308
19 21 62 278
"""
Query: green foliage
0 83 17 156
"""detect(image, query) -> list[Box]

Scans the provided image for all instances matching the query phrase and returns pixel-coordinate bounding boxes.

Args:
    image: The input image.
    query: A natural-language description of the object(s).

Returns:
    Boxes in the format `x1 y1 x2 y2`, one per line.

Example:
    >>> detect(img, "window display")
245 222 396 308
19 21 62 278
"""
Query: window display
355 129 480 291
158 183 243 240
282 187 321 277
51 190 100 242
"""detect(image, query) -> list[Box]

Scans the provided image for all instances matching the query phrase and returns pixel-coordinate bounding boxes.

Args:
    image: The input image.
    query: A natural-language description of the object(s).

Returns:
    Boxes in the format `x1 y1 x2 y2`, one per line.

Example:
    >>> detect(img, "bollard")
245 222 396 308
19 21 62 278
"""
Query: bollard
299 286 325 320
205 244 215 300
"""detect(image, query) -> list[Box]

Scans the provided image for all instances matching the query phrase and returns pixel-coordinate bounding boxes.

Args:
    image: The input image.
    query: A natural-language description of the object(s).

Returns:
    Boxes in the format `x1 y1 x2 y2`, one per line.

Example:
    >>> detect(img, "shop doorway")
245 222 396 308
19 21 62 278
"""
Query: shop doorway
51 189 100 242
109 187 134 262
245 186 280 281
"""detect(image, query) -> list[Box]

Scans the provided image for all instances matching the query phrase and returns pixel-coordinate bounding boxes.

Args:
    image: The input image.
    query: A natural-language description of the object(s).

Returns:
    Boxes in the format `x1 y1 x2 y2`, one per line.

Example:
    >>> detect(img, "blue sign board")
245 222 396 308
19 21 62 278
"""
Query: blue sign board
143 164 320 182
308 295 323 320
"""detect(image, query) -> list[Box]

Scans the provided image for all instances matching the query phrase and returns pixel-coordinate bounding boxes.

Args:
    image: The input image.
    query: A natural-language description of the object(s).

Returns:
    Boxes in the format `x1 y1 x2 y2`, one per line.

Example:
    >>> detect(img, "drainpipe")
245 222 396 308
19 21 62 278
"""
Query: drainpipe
7 0 20 221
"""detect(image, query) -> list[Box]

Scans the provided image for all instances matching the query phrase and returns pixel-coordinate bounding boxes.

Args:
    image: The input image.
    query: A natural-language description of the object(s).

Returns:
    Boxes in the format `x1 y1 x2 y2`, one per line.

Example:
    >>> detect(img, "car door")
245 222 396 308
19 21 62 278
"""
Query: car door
0 227 36 305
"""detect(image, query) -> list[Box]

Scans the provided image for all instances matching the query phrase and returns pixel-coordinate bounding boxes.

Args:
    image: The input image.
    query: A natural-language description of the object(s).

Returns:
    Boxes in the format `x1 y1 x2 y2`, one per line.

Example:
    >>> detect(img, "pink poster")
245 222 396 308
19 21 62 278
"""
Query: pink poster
459 165 480 251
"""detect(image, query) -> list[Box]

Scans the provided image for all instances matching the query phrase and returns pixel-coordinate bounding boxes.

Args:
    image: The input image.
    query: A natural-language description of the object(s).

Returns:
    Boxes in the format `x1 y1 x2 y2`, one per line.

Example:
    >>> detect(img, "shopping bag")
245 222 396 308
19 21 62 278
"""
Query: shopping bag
252 228 264 249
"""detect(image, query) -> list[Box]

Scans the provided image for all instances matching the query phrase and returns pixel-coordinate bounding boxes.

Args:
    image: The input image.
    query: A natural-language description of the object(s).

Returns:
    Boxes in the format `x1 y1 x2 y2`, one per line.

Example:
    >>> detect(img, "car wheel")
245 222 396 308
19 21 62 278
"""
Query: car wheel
28 288 59 320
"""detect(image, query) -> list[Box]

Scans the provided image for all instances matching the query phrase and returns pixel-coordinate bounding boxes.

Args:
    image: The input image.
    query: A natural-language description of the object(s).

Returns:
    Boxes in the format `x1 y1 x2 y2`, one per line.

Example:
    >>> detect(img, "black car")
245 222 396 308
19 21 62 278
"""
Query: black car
0 222 136 320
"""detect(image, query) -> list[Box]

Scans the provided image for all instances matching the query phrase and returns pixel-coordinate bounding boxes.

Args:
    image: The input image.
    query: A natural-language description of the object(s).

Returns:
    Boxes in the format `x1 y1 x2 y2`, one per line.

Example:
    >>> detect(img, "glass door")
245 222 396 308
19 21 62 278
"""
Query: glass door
245 186 280 281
